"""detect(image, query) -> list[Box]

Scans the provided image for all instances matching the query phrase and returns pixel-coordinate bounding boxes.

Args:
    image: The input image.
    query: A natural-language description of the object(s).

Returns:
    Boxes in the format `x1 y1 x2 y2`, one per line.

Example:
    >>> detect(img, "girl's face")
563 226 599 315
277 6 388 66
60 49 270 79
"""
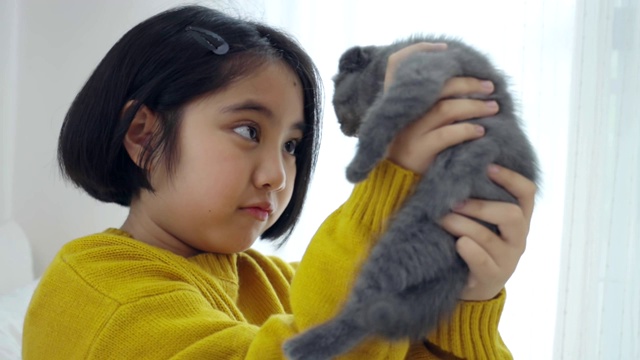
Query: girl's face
126 61 304 256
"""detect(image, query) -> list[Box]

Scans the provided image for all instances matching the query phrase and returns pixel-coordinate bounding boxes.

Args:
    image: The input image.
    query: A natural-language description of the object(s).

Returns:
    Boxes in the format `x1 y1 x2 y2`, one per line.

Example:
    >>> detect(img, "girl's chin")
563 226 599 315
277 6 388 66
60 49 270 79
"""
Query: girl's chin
199 236 260 254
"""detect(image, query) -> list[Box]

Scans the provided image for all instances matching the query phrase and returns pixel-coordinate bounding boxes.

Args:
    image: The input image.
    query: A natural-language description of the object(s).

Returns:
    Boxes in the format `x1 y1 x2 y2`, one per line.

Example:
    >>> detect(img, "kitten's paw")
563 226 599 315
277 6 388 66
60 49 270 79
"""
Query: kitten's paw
346 165 369 183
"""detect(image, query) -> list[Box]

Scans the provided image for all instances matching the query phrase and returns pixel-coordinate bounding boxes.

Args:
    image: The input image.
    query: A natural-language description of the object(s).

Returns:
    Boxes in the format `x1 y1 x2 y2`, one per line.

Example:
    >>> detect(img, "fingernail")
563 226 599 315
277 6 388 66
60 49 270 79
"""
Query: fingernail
481 81 494 92
488 164 500 174
453 201 466 210
485 100 498 109
475 125 485 135
431 42 448 49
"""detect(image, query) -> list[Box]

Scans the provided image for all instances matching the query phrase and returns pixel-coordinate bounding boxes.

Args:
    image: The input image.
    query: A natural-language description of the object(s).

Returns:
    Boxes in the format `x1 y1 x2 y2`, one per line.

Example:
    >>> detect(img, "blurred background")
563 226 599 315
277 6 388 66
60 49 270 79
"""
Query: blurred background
0 0 637 358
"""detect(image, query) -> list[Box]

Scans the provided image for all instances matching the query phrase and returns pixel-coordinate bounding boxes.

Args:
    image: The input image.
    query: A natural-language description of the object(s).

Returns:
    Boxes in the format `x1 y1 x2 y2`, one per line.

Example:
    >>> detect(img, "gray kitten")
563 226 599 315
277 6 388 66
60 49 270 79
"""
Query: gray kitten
283 36 539 360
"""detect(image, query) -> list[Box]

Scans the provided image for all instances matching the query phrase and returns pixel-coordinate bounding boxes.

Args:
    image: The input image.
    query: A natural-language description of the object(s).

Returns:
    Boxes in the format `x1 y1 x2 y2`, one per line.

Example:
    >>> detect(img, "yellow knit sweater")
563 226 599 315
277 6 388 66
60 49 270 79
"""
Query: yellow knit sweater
23 161 511 359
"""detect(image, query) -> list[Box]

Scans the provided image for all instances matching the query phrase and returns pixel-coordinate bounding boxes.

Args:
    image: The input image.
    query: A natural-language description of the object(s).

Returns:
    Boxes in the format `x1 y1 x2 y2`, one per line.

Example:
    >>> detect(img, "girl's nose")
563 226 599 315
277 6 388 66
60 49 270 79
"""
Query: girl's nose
254 151 287 192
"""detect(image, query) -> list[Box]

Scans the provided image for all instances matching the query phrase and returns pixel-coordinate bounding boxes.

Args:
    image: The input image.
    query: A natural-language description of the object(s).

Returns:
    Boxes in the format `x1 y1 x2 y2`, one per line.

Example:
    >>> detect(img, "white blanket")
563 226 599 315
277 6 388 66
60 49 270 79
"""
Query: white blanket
0 220 36 360
0 221 33 295
0 279 39 360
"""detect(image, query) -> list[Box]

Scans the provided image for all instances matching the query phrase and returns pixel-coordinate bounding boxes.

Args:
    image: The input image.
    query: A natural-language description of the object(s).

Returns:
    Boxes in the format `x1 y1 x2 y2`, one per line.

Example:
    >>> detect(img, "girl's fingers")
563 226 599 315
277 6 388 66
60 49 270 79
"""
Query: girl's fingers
440 77 495 99
426 98 498 130
487 165 537 222
401 98 499 137
383 43 499 175
452 199 527 251
455 236 500 284
387 99 499 173
387 122 484 174
443 211 525 301
383 42 495 98
440 212 508 263
384 42 448 90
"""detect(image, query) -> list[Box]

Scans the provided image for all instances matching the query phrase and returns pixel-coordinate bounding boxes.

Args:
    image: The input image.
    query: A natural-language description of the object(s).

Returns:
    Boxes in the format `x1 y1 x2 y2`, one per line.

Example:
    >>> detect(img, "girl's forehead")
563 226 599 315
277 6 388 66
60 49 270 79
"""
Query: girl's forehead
224 62 300 97
186 61 304 116
196 60 299 100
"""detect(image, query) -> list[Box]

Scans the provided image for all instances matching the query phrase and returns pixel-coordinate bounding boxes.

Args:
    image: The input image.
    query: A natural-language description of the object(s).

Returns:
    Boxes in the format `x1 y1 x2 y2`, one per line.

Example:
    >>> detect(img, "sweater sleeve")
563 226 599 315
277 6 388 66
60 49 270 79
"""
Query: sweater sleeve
87 290 296 359
423 289 512 359
405 289 512 359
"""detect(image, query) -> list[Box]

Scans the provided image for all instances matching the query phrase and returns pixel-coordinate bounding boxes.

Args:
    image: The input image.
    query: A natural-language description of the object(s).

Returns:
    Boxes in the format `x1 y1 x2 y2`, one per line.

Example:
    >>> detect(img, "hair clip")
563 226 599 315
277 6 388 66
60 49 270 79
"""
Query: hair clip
185 26 229 55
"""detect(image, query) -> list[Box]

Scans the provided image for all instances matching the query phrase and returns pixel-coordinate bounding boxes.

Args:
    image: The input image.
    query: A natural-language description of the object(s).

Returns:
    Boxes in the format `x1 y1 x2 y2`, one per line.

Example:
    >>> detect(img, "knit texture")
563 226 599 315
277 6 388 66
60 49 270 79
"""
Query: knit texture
23 160 511 359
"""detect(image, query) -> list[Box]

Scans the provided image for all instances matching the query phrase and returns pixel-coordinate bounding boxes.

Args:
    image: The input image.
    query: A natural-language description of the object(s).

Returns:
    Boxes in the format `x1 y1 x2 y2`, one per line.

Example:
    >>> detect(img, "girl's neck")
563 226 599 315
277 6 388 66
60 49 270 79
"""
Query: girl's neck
120 204 202 258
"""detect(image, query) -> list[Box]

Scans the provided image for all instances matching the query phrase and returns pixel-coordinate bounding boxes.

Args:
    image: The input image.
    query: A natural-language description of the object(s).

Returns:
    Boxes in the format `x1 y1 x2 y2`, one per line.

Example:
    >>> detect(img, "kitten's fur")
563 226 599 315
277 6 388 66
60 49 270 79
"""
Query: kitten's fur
283 36 539 360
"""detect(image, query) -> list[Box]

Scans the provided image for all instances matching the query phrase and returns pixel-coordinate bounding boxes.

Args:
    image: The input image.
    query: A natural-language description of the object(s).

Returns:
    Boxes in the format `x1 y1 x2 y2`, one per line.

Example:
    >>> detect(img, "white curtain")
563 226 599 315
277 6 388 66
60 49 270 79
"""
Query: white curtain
554 0 640 358
0 0 18 224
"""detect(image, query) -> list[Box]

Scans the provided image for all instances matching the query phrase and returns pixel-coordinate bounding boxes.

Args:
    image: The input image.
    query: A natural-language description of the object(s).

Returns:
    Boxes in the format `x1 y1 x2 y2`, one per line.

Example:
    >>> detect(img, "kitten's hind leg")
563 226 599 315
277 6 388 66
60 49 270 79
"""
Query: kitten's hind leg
358 216 460 294
363 259 468 340
350 219 468 339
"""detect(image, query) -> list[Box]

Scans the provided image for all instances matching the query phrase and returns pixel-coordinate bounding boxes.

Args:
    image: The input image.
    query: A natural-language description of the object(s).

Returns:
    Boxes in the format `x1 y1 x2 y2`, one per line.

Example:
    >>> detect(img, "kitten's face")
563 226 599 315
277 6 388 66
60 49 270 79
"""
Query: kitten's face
332 46 383 137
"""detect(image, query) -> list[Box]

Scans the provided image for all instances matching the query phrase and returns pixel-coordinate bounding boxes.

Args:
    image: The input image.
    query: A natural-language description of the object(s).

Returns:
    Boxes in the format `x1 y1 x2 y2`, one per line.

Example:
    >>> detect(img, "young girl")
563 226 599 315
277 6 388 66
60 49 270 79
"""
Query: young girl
23 5 535 359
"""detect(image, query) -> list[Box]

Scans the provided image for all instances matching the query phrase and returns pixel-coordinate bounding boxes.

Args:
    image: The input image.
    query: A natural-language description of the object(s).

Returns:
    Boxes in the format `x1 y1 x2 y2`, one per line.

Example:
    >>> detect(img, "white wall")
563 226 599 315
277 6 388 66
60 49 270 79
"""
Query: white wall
1 0 19 224
8 0 187 276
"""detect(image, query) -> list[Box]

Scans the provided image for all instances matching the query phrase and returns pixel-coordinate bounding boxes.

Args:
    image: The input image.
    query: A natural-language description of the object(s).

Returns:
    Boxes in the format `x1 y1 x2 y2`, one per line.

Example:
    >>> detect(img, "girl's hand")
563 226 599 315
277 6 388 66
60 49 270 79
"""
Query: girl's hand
384 42 499 172
382 42 532 301
440 165 537 301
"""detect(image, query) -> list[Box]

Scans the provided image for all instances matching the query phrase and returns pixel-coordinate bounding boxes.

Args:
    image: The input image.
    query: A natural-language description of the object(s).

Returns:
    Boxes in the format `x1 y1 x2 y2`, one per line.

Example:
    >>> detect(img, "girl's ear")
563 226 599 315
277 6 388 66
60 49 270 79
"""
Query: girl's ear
122 101 158 168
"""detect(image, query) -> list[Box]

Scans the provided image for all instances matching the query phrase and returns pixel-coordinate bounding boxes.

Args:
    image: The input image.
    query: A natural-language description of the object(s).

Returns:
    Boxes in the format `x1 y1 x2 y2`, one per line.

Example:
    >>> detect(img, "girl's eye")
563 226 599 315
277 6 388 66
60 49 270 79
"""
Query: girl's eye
233 125 259 141
284 139 299 155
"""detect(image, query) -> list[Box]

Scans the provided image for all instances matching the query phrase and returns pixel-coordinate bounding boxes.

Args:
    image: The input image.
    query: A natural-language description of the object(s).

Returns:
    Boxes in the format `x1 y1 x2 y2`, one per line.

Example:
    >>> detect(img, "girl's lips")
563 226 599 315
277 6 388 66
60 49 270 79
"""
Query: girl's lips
241 207 271 221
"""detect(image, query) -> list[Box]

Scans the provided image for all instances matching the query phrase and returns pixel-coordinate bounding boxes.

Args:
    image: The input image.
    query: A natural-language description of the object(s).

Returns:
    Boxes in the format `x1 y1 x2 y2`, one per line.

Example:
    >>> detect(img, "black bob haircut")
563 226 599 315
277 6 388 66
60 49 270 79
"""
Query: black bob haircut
58 5 323 242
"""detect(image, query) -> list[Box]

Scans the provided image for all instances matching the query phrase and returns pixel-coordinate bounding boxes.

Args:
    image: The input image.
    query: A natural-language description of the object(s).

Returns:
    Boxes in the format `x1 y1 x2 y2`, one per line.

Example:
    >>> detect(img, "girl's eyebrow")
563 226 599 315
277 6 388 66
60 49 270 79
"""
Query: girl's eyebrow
221 99 274 118
221 99 306 132
292 122 307 133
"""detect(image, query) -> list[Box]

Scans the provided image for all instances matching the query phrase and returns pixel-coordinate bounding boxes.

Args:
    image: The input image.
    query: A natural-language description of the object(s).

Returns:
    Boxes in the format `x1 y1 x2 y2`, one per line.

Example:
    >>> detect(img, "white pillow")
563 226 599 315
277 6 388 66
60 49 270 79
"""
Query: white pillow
0 220 34 295
0 278 39 360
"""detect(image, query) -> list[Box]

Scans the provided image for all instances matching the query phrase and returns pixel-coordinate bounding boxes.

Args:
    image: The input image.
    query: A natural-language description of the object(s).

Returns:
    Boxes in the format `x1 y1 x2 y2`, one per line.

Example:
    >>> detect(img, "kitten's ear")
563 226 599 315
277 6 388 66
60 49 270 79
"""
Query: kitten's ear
338 46 374 72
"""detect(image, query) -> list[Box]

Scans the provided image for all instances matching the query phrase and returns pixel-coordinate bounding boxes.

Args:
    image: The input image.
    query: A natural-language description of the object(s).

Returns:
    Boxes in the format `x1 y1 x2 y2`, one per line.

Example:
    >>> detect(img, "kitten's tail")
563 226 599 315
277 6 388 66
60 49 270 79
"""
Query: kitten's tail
282 316 368 360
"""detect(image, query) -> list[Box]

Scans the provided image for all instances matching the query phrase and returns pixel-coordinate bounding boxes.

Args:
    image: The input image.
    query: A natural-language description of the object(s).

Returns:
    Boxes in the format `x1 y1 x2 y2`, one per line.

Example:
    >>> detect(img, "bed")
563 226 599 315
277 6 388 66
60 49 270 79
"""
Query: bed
0 220 38 360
